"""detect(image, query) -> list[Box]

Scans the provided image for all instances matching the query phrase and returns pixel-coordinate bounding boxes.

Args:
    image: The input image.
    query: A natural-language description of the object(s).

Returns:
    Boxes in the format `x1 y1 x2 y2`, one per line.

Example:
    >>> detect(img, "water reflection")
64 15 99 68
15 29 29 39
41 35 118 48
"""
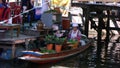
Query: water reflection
0 35 119 68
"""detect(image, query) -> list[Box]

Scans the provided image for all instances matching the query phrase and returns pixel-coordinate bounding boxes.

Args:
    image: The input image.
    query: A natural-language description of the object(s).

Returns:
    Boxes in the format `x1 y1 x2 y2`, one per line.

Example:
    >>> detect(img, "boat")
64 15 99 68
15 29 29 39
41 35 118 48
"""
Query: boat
18 38 93 64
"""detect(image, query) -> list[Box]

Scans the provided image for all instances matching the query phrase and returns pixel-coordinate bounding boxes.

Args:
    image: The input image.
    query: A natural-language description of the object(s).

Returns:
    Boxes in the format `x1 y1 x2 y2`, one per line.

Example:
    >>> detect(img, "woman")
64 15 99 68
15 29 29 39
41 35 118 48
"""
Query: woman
68 23 87 46
68 23 81 41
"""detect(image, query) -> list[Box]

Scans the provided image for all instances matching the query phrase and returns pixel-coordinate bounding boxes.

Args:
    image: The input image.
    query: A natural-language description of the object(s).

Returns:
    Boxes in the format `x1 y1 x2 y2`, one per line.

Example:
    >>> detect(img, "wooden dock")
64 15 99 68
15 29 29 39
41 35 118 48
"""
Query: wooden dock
0 34 37 58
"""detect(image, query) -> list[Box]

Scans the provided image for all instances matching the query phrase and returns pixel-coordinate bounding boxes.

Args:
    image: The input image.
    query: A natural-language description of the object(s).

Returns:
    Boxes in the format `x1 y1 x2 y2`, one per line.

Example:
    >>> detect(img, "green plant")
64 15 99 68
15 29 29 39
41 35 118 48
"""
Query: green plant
54 37 65 45
45 35 55 44
68 39 78 44
40 48 56 54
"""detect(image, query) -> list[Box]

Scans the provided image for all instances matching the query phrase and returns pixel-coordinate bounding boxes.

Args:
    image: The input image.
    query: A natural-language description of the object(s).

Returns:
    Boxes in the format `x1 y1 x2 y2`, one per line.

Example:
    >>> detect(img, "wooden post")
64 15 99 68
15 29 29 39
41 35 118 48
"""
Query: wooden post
12 44 16 58
25 39 30 50
105 10 110 46
22 13 26 31
97 10 103 58
84 8 89 37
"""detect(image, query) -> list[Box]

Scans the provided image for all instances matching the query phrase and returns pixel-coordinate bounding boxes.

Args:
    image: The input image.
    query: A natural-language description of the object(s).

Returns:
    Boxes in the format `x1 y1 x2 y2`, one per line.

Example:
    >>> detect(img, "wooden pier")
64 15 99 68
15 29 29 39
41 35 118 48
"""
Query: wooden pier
72 2 120 56
0 34 37 58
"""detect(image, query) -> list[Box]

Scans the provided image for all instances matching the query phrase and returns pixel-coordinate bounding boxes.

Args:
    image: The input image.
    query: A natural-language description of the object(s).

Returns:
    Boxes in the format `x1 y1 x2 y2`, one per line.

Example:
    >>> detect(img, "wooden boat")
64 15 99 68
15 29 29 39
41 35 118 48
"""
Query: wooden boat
18 39 93 64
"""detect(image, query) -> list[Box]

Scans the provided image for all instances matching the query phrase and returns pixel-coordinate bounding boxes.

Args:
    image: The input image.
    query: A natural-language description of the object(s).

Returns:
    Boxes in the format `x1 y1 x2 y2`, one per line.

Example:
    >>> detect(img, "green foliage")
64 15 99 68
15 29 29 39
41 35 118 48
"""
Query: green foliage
45 35 55 44
54 37 66 45
45 35 66 45
68 39 78 44
40 48 56 54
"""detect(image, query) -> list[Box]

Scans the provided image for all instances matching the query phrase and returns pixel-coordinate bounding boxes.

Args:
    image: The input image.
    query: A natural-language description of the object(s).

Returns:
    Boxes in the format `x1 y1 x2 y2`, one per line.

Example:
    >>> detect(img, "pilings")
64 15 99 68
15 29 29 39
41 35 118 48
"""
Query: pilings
97 10 103 56
72 3 120 43
72 3 120 59
84 8 89 37
105 10 110 47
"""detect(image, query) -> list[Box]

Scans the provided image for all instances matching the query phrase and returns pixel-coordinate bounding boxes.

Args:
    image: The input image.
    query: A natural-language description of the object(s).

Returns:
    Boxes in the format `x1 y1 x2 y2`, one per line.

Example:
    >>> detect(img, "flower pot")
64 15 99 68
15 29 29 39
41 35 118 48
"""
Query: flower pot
72 42 79 49
47 44 53 50
55 44 62 52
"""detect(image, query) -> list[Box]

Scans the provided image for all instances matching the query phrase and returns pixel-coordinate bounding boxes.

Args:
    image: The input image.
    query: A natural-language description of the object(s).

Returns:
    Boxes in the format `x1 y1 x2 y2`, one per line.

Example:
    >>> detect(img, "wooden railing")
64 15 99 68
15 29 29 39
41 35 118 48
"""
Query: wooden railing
73 0 120 2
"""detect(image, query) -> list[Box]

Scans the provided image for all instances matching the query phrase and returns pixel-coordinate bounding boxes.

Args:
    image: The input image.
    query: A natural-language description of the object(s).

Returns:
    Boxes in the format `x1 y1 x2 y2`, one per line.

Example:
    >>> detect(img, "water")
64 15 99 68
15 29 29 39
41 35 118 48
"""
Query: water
0 35 120 68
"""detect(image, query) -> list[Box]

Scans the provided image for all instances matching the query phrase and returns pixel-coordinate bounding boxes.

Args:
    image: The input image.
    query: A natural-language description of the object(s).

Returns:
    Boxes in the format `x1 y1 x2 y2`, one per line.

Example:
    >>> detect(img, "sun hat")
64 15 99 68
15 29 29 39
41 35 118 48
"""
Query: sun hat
72 23 78 27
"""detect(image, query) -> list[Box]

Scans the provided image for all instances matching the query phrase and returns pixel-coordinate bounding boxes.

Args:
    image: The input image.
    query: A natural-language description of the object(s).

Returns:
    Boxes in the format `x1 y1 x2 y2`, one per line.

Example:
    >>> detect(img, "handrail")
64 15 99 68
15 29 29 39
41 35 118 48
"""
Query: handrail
72 0 120 2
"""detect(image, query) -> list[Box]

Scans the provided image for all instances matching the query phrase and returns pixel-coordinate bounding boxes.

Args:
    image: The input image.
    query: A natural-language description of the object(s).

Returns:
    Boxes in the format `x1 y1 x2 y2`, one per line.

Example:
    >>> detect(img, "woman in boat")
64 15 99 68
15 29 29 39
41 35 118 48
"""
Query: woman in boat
68 23 81 41
68 23 86 46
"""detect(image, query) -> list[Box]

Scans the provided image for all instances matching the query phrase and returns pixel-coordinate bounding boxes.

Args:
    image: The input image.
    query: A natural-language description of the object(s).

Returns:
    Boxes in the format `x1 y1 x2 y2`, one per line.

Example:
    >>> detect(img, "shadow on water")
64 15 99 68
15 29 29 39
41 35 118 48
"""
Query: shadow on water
0 35 120 68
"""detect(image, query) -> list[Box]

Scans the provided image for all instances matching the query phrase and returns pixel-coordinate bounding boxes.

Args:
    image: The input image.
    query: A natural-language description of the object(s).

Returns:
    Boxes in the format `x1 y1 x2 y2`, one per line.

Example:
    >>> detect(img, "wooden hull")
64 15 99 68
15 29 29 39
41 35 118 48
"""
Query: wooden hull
18 40 93 64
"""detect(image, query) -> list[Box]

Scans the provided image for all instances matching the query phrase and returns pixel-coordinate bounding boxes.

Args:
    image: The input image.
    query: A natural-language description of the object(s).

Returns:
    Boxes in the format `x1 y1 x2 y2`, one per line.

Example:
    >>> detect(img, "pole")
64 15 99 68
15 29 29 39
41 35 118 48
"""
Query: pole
105 10 110 48
84 7 89 37
97 10 103 59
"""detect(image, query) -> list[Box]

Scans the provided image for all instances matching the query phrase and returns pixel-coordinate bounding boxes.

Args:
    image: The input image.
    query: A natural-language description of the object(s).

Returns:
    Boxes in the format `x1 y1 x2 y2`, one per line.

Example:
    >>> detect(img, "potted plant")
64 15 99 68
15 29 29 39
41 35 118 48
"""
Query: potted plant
68 39 79 49
45 35 55 50
54 37 65 52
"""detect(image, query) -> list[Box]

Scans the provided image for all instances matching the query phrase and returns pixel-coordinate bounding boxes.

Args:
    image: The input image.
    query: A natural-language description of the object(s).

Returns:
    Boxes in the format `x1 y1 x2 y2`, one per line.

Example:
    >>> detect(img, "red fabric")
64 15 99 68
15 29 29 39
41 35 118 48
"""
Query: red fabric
0 8 10 30
9 2 16 9
0 8 4 21
0 7 11 22
9 2 22 24
2 8 11 21
12 6 22 24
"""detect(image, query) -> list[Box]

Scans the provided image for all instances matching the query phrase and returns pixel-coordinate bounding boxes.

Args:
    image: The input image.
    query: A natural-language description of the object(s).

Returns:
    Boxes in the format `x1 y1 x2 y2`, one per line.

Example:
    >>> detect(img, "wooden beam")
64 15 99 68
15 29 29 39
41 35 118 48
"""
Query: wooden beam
109 27 120 30
73 0 120 2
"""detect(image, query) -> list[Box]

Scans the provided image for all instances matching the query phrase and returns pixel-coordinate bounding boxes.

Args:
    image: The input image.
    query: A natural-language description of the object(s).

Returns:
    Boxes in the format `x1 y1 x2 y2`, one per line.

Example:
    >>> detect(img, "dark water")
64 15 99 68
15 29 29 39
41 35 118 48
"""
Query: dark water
0 35 120 68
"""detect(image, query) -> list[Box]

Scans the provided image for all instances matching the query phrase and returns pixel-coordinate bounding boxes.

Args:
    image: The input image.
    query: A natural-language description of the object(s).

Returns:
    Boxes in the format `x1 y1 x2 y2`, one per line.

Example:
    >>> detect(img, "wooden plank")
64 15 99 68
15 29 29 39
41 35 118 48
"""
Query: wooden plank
109 27 120 30
0 45 12 49
0 34 37 44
